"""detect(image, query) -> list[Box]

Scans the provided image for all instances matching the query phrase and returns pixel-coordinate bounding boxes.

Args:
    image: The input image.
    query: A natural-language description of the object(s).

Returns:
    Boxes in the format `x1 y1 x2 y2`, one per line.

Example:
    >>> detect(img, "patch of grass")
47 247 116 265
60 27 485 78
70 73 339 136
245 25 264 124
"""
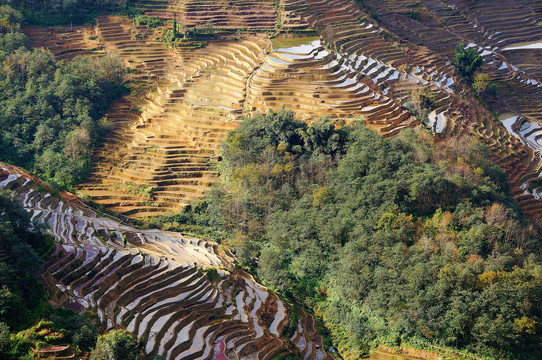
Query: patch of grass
124 183 155 199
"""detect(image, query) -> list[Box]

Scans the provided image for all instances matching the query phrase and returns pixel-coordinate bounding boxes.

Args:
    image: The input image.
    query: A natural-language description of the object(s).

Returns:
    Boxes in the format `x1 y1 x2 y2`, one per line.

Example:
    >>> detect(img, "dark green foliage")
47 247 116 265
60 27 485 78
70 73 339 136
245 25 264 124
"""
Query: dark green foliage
90 329 144 360
1 0 131 26
145 199 230 241
134 15 162 28
0 189 50 331
0 311 99 360
0 322 9 356
195 111 542 358
202 268 220 284
406 11 421 21
352 0 381 24
455 43 483 80
0 8 126 188
488 82 497 96
0 188 100 359
0 5 22 33
43 307 98 351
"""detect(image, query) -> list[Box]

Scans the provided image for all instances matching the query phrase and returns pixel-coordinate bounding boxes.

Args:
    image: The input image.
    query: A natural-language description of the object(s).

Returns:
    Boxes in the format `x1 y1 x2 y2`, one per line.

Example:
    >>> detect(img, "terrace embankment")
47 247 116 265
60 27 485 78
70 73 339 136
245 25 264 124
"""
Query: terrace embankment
70 12 422 217
361 0 542 124
75 16 269 218
0 163 332 360
247 37 418 136
283 0 542 219
22 0 542 220
135 0 277 31
23 24 101 60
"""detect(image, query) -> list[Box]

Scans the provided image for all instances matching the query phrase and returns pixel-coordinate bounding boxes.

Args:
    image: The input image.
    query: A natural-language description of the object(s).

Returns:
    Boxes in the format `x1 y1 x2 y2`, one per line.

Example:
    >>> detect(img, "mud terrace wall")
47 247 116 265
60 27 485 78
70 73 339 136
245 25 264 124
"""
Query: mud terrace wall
21 0 542 219
0 164 331 360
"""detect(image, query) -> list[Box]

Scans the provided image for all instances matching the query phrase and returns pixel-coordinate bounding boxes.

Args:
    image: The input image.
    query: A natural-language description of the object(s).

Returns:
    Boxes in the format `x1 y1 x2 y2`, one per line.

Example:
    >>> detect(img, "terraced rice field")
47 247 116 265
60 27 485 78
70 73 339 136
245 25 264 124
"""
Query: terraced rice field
23 24 101 60
21 0 542 220
77 15 270 218
248 37 418 134
135 0 277 31
10 0 542 358
70 11 424 217
354 0 542 216
0 163 332 360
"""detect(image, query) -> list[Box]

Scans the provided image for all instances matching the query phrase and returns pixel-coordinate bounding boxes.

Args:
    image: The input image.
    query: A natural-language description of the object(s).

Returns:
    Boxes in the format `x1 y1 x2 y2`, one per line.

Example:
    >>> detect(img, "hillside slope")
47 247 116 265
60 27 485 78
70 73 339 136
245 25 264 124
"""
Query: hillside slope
19 0 538 219
0 163 330 360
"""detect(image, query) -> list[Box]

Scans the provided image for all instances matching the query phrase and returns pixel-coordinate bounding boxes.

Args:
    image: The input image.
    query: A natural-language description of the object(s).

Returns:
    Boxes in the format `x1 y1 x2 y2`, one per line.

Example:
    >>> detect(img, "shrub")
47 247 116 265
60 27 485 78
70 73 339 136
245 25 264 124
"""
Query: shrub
134 15 162 28
90 330 143 360
455 43 482 80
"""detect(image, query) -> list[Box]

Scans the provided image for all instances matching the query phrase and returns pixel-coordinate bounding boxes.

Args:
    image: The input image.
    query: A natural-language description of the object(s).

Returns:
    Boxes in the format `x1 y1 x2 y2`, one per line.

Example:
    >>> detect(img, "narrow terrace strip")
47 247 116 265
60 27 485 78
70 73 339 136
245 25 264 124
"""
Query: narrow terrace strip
0 163 333 360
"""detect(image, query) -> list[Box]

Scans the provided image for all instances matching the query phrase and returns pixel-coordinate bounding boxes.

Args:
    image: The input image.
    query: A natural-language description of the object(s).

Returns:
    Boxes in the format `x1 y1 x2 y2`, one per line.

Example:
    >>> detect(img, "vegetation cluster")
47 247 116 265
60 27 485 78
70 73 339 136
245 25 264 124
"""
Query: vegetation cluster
0 6 126 188
0 189 51 333
0 1 540 358
0 188 97 359
1 0 133 25
171 110 542 359
0 188 157 359
454 43 497 96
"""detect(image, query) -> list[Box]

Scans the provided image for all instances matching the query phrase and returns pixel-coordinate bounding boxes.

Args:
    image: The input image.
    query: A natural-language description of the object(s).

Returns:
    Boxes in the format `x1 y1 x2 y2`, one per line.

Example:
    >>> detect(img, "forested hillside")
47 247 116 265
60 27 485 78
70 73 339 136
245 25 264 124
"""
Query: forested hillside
0 189 51 331
2 0 542 359
0 5 126 187
169 110 542 359
0 188 92 359
2 0 131 25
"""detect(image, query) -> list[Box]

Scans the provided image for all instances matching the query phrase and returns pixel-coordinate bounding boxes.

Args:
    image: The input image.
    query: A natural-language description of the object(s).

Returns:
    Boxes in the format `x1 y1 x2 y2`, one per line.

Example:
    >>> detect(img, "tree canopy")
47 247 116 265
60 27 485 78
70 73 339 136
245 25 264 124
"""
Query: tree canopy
0 6 126 188
455 43 483 80
0 188 51 331
174 110 542 359
90 330 144 360
0 0 131 25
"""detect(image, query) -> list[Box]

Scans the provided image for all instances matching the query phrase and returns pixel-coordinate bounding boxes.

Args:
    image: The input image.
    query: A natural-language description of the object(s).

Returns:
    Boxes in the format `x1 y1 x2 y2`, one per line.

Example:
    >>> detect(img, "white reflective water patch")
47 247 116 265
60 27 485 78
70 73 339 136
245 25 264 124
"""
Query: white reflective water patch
500 115 523 143
503 41 542 50
499 114 542 153
427 110 447 134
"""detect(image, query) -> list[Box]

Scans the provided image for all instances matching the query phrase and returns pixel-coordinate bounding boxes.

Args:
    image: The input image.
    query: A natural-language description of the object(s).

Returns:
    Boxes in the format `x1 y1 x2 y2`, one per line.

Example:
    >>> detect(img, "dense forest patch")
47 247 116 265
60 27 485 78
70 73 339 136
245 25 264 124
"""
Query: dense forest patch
0 188 149 359
1 0 133 25
168 110 542 359
0 189 51 331
0 6 126 188
0 188 98 359
0 0 541 357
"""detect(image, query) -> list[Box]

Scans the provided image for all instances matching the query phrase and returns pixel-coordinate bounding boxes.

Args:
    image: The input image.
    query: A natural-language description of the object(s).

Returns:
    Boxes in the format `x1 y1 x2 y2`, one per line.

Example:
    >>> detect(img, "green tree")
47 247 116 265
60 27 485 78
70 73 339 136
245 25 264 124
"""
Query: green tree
455 43 482 80
0 322 9 357
197 111 542 358
473 73 490 94
0 188 48 326
90 329 143 360
0 15 126 187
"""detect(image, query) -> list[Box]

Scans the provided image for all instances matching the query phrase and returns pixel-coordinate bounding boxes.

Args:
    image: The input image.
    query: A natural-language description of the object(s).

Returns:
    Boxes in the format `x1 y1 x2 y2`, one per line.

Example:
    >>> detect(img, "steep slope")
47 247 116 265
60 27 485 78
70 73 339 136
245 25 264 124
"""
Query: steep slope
21 0 542 220
23 24 100 60
72 13 420 217
76 16 269 218
247 37 418 137
135 0 277 31
0 163 332 360
357 0 542 217
282 0 542 218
